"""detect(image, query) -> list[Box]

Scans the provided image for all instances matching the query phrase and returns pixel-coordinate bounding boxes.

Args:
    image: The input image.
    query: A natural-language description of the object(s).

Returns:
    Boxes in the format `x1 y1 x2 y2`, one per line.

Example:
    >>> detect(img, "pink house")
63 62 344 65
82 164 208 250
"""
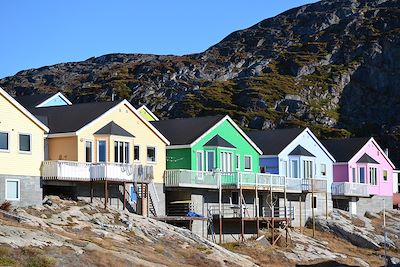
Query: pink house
322 137 395 215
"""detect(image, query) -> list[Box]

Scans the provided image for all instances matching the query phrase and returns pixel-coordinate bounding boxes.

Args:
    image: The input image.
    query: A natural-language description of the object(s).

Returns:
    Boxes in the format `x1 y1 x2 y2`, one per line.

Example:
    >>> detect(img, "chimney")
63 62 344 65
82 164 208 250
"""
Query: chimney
111 92 115 101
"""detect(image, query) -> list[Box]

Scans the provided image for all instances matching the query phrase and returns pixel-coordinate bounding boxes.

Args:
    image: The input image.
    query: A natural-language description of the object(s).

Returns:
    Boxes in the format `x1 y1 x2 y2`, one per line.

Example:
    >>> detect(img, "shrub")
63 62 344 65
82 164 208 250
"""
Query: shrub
0 201 12 212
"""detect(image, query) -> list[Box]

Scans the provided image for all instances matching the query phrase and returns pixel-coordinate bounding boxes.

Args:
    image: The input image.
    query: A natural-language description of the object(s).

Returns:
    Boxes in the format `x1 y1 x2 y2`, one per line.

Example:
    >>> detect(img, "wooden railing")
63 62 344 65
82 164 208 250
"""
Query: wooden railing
331 182 369 197
42 160 153 183
164 169 327 192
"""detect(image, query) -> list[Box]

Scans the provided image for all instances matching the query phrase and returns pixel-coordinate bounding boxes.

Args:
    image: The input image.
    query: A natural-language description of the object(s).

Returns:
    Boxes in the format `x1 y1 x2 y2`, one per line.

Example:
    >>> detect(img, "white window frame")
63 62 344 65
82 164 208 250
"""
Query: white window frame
320 163 327 177
290 159 299 178
85 140 94 163
147 146 157 163
205 151 215 172
383 169 388 182
133 145 141 162
114 141 130 164
311 196 317 210
96 140 107 162
244 155 252 171
369 167 378 185
5 179 20 201
235 154 240 171
18 133 32 154
0 131 10 153
352 167 357 183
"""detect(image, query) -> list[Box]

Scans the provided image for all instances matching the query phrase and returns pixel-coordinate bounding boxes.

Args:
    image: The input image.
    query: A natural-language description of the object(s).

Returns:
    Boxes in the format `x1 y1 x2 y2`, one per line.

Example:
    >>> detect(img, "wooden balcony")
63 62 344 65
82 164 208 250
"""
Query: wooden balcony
42 160 153 183
332 182 369 197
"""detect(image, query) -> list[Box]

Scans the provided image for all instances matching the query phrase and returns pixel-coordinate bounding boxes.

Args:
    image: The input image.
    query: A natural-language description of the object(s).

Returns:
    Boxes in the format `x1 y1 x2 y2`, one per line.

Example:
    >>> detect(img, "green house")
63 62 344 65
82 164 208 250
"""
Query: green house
152 115 262 176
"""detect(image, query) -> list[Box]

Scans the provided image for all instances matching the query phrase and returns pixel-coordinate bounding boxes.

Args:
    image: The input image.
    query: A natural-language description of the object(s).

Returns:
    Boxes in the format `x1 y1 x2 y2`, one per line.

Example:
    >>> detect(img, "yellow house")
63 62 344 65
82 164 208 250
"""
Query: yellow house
0 87 49 207
31 100 169 216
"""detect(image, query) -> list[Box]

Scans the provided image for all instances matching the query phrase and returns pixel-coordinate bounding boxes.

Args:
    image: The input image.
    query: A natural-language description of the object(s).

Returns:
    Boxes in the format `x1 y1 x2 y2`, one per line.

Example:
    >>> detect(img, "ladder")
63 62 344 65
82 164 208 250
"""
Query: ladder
207 208 216 243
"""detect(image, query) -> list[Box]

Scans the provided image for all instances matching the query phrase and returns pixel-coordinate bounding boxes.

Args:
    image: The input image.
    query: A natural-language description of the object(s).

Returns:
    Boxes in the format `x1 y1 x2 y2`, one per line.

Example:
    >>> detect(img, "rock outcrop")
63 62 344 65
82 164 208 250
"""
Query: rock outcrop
1 0 400 163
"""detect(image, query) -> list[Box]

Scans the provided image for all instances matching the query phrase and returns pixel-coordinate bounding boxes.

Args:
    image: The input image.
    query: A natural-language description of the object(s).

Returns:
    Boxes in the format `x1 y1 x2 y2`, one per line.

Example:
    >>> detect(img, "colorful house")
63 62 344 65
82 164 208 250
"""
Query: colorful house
15 92 72 108
0 87 49 206
30 100 169 216
322 137 395 215
152 115 264 240
137 105 159 122
247 128 336 227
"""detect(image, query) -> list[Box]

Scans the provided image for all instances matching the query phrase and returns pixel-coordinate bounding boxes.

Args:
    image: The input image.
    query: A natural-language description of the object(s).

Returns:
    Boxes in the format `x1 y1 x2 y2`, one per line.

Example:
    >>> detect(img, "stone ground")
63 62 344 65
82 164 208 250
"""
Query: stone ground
0 196 399 267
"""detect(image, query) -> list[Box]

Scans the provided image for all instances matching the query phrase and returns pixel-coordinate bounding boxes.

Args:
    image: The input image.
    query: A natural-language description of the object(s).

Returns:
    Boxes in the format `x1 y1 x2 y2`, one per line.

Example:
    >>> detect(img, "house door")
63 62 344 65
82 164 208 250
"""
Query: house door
220 152 233 172
97 140 107 162
195 151 204 179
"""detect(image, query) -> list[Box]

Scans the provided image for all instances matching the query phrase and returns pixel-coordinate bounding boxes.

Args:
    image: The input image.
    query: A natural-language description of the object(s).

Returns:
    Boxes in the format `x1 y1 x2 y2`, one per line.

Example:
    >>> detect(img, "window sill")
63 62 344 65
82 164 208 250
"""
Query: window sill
0 149 10 153
19 151 32 155
147 161 157 165
5 198 20 201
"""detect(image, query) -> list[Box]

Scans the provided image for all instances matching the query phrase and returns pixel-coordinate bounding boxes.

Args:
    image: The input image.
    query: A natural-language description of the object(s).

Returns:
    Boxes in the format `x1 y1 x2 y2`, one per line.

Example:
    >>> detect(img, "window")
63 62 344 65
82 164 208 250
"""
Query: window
114 141 130 163
311 196 317 209
369 167 377 185
244 155 252 171
231 192 239 205
281 160 287 176
147 146 156 163
236 154 240 170
220 152 233 172
0 132 9 151
291 160 299 178
303 160 313 179
85 141 93 163
206 151 215 171
124 142 129 163
260 166 266 173
5 179 20 201
352 168 356 183
97 140 106 162
320 164 327 177
359 167 365 183
19 134 31 152
134 145 140 161
383 170 388 181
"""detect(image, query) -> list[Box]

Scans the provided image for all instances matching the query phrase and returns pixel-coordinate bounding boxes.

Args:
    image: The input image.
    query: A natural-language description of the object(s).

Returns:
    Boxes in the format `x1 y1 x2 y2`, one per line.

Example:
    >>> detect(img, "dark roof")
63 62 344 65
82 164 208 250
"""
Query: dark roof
30 101 122 134
94 121 134 137
15 93 56 108
289 145 315 157
357 153 379 164
245 128 304 155
321 137 370 162
204 135 235 148
151 115 225 145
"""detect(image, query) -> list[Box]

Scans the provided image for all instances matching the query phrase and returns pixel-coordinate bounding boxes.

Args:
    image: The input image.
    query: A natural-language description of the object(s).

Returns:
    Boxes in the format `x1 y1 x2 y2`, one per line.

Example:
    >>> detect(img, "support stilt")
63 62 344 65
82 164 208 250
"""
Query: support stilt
90 180 93 203
123 182 126 210
104 180 108 209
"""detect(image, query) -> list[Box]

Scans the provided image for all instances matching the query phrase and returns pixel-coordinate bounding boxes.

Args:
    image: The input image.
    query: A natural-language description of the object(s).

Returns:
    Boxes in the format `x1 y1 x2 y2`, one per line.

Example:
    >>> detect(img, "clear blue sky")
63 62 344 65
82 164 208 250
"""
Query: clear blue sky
1 0 316 79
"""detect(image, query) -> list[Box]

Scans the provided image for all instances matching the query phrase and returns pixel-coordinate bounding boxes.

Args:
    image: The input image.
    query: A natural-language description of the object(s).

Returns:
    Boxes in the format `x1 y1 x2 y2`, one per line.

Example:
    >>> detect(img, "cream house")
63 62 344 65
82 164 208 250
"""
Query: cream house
31 100 169 216
0 87 49 206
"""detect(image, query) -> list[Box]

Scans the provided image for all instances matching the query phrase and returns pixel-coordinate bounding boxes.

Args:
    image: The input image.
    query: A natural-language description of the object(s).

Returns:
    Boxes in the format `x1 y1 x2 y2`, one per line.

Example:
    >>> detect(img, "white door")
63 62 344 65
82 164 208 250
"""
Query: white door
220 152 233 172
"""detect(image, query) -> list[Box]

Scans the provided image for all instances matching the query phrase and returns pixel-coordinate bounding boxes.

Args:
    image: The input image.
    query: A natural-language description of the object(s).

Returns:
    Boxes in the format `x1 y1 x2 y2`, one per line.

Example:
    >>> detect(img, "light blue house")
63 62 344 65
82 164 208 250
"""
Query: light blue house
15 92 72 108
246 128 336 226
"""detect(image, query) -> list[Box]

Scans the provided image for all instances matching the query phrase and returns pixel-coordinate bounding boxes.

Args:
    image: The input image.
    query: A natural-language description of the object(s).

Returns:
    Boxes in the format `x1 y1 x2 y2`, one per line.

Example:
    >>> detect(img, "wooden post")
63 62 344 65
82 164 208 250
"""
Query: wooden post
217 170 222 244
239 173 244 242
311 179 315 238
104 180 108 209
325 184 328 219
284 176 287 219
90 180 93 203
299 195 302 233
123 182 126 210
255 174 259 238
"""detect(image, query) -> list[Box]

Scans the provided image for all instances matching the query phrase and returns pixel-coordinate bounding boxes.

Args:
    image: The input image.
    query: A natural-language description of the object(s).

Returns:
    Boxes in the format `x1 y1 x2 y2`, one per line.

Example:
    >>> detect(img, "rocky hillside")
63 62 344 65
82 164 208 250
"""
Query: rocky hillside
0 197 399 266
1 0 400 162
